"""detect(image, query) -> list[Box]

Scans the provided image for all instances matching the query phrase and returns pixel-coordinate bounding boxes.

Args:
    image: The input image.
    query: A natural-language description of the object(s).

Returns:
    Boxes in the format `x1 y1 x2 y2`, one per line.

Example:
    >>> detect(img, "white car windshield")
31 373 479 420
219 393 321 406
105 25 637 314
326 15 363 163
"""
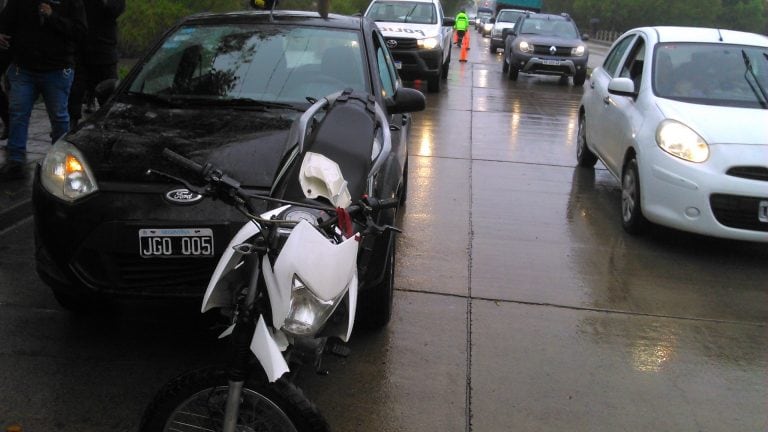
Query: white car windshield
653 42 768 108
497 11 523 23
367 1 437 24
127 24 367 105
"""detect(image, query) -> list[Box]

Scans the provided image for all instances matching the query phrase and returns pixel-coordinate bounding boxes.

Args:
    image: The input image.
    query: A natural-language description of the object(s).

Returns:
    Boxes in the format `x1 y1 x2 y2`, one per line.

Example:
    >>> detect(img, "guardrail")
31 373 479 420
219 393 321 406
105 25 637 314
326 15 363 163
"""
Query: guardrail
591 30 622 44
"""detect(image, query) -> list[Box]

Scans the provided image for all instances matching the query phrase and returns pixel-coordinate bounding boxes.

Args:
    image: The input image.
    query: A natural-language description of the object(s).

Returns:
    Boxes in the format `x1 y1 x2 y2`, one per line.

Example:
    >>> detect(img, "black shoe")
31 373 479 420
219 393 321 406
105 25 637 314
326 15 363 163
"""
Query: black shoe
0 160 25 181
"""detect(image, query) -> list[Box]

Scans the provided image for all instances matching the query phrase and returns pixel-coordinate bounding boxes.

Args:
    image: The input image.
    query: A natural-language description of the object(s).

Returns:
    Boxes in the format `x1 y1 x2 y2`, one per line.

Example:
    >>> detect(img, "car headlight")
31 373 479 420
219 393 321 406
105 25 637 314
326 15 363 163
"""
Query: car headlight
282 275 343 336
491 27 500 36
484 23 493 31
417 37 438 49
518 41 533 53
571 45 586 57
40 140 99 202
656 120 709 163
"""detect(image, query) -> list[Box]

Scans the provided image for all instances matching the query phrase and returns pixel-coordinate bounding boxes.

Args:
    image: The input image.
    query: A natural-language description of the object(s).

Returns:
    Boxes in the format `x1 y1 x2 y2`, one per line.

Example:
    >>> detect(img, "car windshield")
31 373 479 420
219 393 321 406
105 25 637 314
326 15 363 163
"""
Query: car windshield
367 1 437 24
653 42 768 108
519 18 578 38
497 11 523 23
127 24 367 105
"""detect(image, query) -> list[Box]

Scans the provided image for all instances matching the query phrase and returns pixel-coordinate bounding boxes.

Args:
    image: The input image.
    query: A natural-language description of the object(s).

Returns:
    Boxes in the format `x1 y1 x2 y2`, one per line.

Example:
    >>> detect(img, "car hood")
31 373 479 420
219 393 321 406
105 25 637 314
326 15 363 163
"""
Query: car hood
374 22 440 39
655 98 768 146
68 102 296 187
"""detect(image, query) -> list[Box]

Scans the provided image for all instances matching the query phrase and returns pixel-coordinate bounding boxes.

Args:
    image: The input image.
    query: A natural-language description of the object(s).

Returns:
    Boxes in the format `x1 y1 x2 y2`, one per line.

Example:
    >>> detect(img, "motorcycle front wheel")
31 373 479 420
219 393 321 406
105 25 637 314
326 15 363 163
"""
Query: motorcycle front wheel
140 367 329 432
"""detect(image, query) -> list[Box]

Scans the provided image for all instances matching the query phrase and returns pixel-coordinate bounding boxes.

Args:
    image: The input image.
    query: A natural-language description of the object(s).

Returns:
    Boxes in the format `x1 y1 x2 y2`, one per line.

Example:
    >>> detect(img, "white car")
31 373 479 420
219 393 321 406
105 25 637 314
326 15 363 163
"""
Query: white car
577 26 768 242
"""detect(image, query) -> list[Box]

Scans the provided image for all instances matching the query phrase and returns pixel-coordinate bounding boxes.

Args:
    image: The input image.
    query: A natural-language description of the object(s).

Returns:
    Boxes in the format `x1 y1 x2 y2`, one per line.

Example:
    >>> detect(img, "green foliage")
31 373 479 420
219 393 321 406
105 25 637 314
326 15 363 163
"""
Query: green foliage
545 0 765 34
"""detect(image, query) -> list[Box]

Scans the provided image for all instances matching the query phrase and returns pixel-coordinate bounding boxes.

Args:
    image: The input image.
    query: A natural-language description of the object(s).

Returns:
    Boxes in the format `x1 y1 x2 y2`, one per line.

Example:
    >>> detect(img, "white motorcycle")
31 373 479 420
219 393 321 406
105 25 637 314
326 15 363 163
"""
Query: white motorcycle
140 92 404 432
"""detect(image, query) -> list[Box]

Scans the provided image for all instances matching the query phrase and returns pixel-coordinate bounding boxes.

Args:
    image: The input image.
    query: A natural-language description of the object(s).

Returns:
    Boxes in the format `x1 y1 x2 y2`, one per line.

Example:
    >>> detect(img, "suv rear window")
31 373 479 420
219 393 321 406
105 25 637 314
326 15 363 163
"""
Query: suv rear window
497 10 524 23
367 1 437 24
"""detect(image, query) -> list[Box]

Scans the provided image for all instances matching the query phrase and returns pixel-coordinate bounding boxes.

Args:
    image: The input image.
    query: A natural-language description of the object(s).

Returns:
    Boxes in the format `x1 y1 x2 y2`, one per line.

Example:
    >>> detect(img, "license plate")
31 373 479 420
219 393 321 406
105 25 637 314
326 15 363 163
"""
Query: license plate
542 59 561 66
394 60 402 69
759 201 768 223
139 228 214 258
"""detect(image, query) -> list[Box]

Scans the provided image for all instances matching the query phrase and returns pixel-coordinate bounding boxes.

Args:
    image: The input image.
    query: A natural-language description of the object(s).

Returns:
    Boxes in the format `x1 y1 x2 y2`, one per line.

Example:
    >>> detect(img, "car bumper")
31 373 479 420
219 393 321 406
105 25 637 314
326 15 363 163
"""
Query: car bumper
509 54 588 76
390 48 443 80
32 168 256 298
640 144 768 242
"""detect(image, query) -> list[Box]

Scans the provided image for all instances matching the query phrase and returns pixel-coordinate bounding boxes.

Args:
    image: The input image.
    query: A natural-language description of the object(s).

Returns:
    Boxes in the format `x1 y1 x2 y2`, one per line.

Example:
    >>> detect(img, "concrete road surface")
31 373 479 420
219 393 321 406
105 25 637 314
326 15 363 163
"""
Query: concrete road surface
0 34 766 432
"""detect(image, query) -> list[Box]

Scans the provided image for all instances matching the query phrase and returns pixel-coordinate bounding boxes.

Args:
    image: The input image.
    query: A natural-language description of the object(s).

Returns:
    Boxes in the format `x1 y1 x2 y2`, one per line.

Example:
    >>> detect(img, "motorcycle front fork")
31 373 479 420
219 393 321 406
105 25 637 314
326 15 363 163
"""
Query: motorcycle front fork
223 380 245 432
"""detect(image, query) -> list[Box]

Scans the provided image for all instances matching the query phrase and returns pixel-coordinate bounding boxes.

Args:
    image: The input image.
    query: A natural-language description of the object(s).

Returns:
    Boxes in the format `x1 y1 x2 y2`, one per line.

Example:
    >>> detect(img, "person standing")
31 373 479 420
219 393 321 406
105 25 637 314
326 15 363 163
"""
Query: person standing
454 9 469 47
68 0 125 130
0 0 87 180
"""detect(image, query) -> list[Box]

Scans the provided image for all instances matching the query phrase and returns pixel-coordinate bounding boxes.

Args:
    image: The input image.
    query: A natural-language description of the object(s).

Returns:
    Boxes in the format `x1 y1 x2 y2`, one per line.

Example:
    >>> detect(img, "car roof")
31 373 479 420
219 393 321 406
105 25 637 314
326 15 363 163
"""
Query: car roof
636 26 768 47
180 10 365 31
522 13 569 21
497 9 527 13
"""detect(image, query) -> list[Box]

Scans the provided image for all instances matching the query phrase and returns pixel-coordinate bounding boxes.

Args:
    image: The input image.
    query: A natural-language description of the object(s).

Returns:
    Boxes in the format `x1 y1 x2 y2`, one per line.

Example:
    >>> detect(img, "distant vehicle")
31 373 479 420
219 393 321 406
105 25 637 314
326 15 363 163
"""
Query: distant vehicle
502 12 589 85
365 0 455 92
578 26 768 242
489 8 527 53
493 0 541 14
476 6 494 35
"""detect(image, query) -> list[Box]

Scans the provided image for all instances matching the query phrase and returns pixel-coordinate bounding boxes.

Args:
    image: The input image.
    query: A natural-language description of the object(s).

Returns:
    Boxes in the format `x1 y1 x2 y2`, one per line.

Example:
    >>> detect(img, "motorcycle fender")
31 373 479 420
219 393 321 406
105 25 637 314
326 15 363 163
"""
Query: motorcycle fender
251 315 290 382
202 206 290 313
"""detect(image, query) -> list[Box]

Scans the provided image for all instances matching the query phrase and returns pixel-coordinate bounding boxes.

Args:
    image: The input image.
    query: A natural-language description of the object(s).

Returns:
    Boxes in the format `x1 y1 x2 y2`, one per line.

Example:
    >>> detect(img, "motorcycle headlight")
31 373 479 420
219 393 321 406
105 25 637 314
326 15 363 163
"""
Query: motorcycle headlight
417 37 439 49
282 275 343 336
571 45 586 57
40 140 99 202
656 120 709 163
519 41 533 53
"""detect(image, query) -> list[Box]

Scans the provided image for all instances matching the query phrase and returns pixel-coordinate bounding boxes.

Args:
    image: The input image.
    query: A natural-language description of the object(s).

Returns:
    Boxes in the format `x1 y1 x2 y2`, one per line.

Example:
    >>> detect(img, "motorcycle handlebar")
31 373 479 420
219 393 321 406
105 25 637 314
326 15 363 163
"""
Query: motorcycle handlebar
162 148 205 176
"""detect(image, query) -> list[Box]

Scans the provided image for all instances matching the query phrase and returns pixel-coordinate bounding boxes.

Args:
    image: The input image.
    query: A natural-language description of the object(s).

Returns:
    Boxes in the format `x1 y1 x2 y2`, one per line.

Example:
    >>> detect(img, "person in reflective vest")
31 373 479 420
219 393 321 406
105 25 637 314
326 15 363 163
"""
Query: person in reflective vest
454 9 469 47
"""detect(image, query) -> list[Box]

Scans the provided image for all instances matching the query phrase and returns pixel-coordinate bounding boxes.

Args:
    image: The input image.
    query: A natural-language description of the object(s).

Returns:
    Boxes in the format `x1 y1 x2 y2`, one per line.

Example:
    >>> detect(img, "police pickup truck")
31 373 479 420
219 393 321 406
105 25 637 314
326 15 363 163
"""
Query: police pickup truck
365 0 455 92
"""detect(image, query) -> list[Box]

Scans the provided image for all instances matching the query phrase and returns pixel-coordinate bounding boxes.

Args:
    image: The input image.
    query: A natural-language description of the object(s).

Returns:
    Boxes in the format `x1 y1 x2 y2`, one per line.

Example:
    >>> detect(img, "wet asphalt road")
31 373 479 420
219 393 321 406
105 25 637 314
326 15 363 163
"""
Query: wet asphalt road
1 34 767 431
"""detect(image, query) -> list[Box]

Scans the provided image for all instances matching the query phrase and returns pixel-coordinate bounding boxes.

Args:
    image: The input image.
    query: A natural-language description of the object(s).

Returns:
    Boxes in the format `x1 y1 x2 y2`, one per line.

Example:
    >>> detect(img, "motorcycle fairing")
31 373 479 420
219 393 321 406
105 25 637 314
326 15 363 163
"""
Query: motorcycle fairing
201 206 289 313
252 315 290 382
261 219 359 328
299 152 352 208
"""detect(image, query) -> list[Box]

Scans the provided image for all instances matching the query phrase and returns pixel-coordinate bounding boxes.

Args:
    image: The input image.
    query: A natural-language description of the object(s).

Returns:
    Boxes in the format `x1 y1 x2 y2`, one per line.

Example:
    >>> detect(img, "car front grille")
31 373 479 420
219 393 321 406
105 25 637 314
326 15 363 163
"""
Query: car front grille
726 166 768 181
533 45 572 56
72 248 216 296
386 38 417 49
710 194 768 232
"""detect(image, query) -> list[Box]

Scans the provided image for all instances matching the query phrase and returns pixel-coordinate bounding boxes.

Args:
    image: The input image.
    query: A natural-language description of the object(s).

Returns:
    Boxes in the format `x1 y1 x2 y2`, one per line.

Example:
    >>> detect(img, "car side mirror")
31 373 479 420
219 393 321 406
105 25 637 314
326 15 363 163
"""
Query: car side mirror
442 17 455 26
387 87 425 114
94 78 118 104
582 33 590 41
607 77 636 97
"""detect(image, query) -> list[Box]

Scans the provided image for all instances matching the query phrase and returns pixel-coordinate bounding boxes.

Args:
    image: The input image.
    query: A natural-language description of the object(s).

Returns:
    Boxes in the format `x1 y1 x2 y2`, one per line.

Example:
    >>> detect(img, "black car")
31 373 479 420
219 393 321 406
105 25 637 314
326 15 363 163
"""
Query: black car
33 10 424 323
502 12 590 85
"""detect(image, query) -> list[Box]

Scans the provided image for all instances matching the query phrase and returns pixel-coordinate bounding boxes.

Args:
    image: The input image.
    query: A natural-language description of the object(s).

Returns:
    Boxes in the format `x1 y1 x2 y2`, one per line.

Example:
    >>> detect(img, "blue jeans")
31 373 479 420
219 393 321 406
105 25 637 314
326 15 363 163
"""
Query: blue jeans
6 65 74 162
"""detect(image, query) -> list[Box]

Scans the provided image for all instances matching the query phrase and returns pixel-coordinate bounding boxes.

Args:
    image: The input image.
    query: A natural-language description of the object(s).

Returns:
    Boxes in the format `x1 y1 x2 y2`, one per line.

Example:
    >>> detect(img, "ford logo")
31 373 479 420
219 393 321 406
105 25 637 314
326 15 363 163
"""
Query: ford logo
386 39 398 48
549 45 557 55
165 188 203 205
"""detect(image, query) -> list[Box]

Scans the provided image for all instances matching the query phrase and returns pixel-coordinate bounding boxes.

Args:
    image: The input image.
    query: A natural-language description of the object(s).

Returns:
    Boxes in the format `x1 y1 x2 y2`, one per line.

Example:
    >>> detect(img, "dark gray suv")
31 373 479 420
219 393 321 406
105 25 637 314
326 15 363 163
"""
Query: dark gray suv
502 13 589 85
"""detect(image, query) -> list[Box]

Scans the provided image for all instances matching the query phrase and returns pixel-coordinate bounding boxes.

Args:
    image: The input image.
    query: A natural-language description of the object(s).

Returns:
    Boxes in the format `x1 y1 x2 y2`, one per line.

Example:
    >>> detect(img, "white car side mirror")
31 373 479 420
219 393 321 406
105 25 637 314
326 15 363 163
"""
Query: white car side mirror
608 77 636 97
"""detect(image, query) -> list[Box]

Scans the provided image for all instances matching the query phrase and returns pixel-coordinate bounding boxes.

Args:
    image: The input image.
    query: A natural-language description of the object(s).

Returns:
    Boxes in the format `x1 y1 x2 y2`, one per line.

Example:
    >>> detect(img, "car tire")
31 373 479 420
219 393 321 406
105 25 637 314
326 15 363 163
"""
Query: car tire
489 42 496 53
357 235 396 330
576 114 598 167
441 51 450 80
427 72 441 92
507 65 519 81
621 157 647 234
399 161 409 204
573 70 587 86
502 52 509 73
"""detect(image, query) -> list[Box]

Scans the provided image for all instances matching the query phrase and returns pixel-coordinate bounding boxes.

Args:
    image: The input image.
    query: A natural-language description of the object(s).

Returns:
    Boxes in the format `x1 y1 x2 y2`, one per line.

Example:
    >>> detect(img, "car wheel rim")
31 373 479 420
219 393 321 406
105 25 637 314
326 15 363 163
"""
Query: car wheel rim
622 170 636 222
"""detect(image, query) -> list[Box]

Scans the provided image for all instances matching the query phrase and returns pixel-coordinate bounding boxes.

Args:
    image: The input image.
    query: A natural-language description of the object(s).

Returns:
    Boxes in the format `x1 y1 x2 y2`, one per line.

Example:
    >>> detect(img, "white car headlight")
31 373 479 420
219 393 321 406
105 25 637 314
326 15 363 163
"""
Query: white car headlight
571 45 586 56
282 275 343 336
656 120 709 163
519 41 533 53
417 37 438 49
484 23 493 31
40 140 99 202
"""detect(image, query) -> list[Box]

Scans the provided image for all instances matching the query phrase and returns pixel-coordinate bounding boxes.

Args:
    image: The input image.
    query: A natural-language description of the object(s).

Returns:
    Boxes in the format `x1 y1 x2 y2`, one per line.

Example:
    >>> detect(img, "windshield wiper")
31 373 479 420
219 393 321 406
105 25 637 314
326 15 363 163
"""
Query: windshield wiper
125 91 181 107
741 49 768 109
219 98 306 112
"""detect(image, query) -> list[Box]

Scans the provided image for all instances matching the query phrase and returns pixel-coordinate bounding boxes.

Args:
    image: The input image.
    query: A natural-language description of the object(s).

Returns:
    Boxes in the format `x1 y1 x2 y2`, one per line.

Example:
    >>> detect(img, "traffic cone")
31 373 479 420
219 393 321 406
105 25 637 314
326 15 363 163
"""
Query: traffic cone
459 32 468 62
465 29 471 50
